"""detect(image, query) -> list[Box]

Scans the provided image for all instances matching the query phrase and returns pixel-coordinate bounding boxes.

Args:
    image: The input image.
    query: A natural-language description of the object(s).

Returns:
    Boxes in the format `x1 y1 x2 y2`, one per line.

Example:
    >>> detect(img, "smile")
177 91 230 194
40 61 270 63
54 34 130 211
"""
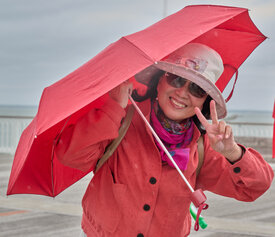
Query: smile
170 98 187 108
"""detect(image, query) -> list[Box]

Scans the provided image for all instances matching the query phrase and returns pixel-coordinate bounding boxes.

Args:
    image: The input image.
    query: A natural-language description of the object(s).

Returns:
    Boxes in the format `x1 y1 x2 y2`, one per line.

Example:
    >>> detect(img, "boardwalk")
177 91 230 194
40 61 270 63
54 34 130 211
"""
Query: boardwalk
0 150 275 237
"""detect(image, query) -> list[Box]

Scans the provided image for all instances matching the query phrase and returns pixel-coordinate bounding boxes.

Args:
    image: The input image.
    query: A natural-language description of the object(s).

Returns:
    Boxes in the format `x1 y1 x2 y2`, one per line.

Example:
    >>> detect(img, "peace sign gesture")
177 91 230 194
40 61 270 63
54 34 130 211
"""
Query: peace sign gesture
194 100 243 163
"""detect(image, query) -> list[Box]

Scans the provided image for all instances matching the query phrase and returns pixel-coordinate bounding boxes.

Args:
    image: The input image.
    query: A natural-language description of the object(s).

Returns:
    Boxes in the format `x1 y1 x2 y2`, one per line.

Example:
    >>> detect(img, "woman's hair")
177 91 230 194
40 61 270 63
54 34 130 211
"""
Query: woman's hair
132 71 212 134
192 95 211 134
132 70 165 102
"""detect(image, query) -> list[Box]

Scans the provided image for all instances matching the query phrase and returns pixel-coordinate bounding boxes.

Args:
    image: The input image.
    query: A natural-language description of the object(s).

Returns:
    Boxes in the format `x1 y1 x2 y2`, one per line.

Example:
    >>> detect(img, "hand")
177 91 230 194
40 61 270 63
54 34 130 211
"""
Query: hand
109 80 133 108
194 100 243 163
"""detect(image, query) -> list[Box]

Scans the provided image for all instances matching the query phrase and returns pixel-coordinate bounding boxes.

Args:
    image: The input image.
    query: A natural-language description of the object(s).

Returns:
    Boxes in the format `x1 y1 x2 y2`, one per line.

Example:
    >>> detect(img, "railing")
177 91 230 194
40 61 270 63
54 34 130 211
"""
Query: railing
0 116 33 154
0 115 273 155
227 122 273 138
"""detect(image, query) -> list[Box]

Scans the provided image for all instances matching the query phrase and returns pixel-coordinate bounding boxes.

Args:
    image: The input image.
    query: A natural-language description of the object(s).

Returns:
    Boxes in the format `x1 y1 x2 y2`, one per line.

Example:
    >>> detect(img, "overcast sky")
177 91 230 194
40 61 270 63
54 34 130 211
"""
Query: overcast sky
1 0 274 111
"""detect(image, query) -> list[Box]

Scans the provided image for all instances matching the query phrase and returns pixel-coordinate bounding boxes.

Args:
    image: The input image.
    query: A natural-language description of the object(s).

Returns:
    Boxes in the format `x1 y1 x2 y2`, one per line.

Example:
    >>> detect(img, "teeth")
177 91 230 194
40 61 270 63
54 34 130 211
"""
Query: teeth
171 98 186 108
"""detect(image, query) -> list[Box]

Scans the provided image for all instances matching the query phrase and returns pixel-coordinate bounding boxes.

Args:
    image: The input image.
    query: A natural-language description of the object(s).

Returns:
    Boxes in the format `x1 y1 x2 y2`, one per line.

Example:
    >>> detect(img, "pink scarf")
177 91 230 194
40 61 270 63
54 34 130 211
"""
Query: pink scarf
150 102 194 170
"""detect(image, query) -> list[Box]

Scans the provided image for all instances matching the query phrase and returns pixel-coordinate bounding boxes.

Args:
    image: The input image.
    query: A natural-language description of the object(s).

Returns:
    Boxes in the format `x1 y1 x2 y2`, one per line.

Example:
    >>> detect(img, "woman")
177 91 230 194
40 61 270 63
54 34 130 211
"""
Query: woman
56 43 273 237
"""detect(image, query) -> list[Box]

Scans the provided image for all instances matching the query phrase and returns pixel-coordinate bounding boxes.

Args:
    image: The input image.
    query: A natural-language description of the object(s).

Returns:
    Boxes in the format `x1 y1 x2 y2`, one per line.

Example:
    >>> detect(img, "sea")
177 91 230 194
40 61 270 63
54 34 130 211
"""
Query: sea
0 104 38 117
0 104 273 154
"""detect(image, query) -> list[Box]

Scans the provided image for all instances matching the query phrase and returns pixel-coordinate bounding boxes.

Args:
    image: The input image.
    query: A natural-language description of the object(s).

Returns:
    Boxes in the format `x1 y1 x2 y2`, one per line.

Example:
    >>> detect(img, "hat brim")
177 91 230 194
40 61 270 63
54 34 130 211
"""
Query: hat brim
135 62 227 119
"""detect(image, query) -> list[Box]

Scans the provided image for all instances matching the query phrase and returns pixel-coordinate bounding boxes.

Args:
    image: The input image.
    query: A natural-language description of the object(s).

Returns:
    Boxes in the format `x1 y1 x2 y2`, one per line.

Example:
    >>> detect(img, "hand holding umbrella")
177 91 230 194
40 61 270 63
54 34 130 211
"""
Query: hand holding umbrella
195 100 243 163
109 81 133 109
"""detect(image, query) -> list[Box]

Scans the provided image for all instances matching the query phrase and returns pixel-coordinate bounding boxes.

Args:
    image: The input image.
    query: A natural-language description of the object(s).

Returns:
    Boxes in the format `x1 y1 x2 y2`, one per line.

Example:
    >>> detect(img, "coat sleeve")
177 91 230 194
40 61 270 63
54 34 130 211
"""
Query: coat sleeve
55 98 126 172
196 135 274 202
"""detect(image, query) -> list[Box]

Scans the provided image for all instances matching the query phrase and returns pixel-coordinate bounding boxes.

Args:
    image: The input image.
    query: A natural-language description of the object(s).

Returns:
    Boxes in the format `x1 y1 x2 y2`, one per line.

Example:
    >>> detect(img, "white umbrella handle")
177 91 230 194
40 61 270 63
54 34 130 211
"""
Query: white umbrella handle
129 95 194 193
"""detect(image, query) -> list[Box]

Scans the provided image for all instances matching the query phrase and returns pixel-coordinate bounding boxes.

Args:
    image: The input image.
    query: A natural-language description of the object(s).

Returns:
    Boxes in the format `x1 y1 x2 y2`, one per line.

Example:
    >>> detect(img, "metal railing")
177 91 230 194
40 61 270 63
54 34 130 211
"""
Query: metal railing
0 116 33 154
0 115 273 155
228 121 273 138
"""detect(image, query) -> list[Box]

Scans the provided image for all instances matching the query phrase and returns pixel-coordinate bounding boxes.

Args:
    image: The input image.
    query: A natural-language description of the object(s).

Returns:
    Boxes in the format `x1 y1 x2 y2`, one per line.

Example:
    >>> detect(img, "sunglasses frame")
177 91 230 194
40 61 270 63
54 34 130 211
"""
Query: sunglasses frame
164 72 207 98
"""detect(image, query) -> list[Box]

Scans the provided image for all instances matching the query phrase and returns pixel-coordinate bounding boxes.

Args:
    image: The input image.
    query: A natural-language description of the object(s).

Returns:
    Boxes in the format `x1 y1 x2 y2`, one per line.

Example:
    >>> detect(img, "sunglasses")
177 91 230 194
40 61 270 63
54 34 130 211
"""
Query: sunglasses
164 72 207 98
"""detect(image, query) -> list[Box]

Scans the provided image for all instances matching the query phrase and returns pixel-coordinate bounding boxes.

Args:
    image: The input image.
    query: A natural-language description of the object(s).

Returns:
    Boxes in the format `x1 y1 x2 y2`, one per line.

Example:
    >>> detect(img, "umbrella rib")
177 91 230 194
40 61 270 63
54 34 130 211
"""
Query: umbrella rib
215 27 267 38
122 36 156 62
50 115 72 196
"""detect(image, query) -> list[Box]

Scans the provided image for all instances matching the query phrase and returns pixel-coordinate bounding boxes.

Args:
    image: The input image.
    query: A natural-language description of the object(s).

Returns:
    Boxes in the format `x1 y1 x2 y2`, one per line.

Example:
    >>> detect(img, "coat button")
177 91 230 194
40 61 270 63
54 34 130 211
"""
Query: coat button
149 177 157 184
233 167 241 173
143 204 150 211
137 234 144 237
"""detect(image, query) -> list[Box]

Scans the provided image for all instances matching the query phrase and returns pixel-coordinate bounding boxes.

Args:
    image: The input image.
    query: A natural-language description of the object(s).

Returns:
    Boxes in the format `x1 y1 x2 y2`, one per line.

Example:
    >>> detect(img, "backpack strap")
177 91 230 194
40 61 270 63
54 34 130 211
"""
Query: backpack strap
94 105 135 173
196 135 204 176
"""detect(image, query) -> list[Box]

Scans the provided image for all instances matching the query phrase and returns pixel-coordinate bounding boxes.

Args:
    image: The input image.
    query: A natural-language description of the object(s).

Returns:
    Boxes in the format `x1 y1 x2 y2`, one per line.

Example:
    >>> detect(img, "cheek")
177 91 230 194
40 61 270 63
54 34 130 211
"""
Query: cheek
157 79 169 100
192 97 207 110
157 88 167 109
157 78 164 94
197 101 204 110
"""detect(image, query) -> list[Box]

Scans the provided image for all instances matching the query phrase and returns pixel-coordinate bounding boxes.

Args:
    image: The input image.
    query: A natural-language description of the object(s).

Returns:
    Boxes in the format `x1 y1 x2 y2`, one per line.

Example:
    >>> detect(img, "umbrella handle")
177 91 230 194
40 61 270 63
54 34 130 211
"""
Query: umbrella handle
191 191 208 231
190 203 208 229
129 95 194 193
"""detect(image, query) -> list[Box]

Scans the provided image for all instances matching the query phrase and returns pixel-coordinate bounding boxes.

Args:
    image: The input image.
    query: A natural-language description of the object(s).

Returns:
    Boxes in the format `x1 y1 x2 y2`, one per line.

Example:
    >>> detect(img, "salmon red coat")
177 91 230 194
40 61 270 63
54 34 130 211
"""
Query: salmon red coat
56 98 274 237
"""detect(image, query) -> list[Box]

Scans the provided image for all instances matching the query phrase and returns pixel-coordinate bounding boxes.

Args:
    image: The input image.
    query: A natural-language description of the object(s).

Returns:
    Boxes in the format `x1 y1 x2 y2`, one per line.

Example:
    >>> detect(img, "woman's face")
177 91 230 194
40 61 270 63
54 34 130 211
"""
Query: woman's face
157 73 207 122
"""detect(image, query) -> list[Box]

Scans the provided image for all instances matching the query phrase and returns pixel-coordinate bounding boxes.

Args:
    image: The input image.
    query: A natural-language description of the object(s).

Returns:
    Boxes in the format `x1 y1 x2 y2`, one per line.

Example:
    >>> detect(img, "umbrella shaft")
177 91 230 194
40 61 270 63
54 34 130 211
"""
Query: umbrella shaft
129 95 194 193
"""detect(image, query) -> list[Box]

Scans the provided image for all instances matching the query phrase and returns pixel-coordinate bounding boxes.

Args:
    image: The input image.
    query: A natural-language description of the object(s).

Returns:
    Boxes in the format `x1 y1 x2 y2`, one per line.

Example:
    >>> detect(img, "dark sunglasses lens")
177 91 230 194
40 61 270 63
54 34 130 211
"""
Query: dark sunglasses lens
166 73 186 88
165 72 206 98
189 83 206 98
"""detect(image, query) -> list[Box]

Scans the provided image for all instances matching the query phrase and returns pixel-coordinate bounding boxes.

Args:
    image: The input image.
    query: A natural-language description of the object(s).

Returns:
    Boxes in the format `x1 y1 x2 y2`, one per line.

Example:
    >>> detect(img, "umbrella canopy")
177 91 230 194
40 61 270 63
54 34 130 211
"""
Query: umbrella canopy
7 5 266 196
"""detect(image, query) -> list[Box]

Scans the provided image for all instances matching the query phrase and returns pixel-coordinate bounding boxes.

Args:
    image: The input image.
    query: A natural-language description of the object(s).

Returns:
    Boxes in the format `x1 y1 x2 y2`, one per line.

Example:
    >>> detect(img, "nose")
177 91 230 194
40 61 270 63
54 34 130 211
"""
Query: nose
175 82 190 98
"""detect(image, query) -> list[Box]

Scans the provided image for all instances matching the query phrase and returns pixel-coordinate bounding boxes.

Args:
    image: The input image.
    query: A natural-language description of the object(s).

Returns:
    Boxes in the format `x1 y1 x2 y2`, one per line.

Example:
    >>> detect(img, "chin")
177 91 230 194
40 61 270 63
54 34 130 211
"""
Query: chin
164 112 187 122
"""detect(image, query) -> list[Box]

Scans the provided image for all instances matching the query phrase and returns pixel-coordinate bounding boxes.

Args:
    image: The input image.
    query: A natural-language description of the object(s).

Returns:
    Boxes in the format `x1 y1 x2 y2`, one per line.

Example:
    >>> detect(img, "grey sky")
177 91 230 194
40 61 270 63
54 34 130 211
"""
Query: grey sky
0 0 274 111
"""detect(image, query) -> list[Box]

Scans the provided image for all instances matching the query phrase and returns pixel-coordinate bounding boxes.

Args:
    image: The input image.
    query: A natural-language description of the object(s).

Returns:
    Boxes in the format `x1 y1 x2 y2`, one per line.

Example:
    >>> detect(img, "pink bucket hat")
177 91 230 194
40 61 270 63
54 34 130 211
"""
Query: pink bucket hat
135 43 227 119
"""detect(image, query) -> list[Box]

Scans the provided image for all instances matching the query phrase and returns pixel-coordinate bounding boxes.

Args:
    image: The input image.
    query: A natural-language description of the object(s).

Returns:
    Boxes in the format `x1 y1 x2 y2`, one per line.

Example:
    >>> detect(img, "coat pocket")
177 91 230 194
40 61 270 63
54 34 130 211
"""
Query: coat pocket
161 195 191 236
82 165 126 234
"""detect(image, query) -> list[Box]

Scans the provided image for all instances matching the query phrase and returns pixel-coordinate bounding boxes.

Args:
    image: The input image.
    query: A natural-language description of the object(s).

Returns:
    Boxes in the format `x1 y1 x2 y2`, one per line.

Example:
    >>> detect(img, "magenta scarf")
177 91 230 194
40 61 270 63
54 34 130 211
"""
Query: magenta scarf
150 102 194 171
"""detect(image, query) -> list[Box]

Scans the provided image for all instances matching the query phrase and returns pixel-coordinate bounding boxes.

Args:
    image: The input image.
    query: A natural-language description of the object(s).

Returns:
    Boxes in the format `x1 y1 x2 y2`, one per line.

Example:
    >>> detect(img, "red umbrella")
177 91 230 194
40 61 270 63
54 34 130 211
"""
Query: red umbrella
273 100 275 159
7 5 266 196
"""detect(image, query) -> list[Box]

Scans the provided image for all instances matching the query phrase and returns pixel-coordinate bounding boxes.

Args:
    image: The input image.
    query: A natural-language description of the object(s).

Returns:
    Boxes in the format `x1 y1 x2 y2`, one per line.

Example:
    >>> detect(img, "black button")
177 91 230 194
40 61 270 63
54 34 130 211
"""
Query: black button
143 204 150 211
233 167 241 173
137 234 144 237
149 177 157 184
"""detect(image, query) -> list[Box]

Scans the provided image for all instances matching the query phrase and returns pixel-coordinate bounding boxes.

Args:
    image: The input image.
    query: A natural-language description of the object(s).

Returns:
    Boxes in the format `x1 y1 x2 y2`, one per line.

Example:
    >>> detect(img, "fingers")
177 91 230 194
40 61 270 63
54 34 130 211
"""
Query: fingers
194 107 209 129
225 125 233 139
195 100 219 129
195 101 232 141
122 80 133 95
109 80 133 108
218 120 226 137
218 121 233 140
128 82 133 95
210 100 219 124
